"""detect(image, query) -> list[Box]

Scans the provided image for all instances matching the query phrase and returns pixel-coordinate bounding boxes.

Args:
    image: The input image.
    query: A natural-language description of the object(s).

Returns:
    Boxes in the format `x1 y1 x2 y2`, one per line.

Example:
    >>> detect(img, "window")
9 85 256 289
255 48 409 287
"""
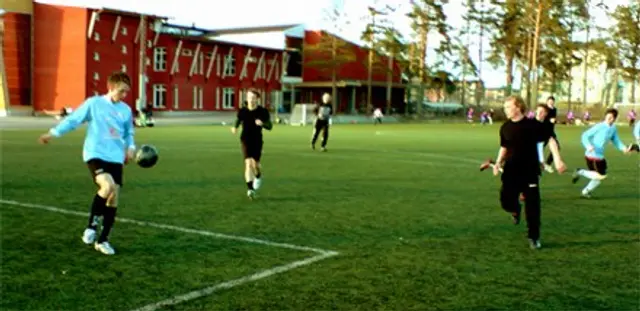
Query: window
147 40 152 48
121 64 127 72
154 47 167 71
223 88 235 109
173 84 179 110
152 84 167 108
182 49 193 56
224 54 236 76
94 33 100 41
193 86 203 109
93 72 99 81
121 27 128 36
93 91 99 96
93 52 100 61
121 45 127 54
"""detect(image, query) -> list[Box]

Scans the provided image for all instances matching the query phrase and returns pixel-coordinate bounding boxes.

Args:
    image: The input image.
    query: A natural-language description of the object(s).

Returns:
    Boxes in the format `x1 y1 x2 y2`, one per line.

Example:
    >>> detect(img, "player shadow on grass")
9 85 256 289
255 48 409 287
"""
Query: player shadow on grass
543 238 639 249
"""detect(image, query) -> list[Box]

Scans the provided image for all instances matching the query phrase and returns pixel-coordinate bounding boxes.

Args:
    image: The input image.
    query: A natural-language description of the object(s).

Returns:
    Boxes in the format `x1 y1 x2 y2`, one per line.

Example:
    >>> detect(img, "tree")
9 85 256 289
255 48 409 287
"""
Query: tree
407 0 450 114
304 4 356 113
611 3 640 104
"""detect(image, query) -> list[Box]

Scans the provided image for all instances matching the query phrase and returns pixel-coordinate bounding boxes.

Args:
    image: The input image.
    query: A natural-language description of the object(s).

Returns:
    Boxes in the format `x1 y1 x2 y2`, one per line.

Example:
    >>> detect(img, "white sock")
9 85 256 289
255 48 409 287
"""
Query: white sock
578 169 600 179
582 179 601 194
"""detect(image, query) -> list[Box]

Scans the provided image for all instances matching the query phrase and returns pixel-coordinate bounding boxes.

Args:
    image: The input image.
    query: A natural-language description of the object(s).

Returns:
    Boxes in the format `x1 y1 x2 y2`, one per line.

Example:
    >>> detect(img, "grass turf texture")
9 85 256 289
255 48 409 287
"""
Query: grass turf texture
1 123 638 311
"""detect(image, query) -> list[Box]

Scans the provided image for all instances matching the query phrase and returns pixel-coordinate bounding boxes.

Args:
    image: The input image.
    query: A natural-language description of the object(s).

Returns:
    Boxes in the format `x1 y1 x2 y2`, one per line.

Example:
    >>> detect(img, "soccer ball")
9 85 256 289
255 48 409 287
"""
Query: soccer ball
135 145 159 168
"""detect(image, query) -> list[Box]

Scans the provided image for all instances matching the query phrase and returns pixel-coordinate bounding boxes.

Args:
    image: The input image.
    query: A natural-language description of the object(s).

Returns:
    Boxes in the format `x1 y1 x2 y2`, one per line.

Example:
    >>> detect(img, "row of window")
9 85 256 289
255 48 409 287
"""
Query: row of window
152 47 236 76
151 85 238 110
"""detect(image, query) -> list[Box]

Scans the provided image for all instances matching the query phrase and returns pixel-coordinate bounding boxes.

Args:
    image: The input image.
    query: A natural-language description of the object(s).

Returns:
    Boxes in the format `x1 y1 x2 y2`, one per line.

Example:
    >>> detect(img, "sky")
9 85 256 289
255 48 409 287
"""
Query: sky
34 0 632 89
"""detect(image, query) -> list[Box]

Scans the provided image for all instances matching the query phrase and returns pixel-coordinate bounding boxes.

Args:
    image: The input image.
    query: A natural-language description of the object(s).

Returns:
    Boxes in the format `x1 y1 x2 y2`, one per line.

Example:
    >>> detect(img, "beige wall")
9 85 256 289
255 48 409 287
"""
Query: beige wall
1 0 34 14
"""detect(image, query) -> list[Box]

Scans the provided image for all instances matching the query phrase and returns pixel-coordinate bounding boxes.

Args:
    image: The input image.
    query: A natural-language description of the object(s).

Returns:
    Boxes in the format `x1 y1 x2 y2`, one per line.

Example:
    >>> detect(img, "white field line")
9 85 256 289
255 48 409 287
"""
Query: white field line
130 251 337 311
0 139 479 169
0 199 337 255
0 199 339 311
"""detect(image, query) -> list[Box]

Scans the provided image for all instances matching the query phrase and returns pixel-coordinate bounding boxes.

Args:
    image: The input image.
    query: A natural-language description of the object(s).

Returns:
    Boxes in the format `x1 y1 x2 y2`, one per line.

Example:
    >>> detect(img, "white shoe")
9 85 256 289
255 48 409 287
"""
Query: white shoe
544 164 554 173
82 228 96 244
247 189 256 200
253 178 262 190
94 241 116 255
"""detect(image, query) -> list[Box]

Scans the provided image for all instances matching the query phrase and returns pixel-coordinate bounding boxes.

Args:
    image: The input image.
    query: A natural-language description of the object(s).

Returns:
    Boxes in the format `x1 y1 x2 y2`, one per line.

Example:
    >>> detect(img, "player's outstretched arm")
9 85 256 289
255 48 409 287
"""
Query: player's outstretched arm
39 98 93 144
610 128 630 154
231 109 243 134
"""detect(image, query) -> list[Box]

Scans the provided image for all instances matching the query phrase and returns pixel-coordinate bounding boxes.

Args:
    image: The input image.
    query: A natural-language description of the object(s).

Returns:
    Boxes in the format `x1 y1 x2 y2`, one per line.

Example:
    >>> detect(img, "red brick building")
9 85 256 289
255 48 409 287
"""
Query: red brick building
3 2 405 115
1 4 32 108
29 3 283 113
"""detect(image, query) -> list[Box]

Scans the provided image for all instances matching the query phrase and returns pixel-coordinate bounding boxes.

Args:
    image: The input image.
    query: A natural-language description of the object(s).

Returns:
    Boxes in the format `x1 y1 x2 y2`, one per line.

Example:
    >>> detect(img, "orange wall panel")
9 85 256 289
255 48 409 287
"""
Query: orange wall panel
2 12 31 106
33 3 87 111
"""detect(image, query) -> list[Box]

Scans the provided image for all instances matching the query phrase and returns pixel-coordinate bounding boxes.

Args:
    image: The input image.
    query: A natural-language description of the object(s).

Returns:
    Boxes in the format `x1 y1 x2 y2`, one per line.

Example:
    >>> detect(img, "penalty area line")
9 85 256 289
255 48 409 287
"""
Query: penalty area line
0 199 339 310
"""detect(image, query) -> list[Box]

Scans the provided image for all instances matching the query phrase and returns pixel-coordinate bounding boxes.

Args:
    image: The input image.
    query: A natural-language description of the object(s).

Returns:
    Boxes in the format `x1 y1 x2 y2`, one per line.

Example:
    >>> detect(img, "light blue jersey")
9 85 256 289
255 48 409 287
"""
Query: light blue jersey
49 95 135 164
580 122 626 159
634 121 640 141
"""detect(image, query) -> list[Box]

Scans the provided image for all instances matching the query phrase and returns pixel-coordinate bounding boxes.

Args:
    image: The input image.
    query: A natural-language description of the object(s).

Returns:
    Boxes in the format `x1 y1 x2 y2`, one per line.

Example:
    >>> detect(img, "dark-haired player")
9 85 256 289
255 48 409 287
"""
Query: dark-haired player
311 92 332 151
232 89 273 199
542 96 559 172
493 96 566 250
38 71 136 256
571 108 632 198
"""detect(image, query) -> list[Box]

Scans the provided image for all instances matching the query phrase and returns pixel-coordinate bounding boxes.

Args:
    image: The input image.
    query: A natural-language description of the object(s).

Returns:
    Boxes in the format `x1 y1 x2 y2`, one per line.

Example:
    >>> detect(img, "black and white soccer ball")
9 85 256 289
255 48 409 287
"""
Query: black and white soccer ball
135 145 159 168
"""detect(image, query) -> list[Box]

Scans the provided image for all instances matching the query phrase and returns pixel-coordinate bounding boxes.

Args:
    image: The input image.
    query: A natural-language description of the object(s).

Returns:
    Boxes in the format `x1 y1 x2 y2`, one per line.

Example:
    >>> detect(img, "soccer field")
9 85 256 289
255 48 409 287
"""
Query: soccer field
1 123 638 311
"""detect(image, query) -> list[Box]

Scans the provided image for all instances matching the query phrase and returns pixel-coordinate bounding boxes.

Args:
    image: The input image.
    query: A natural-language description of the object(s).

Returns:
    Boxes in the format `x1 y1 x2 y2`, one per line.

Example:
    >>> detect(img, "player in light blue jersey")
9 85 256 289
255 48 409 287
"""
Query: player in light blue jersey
38 72 136 255
571 108 632 198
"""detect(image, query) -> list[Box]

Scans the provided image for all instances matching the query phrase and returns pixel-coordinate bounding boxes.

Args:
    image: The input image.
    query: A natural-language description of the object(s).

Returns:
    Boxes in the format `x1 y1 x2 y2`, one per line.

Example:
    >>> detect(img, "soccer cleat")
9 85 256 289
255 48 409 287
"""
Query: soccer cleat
253 178 262 190
571 169 580 184
311 144 316 151
247 189 256 200
629 143 640 152
528 239 542 250
94 241 116 255
321 147 327 152
82 228 97 244
581 191 592 199
479 159 494 171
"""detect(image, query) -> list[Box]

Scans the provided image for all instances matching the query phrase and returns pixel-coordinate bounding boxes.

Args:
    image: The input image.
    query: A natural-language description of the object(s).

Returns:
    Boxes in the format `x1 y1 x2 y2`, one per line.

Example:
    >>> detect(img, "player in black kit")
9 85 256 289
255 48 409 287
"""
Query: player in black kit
231 89 273 199
494 96 566 250
543 96 559 172
311 92 333 152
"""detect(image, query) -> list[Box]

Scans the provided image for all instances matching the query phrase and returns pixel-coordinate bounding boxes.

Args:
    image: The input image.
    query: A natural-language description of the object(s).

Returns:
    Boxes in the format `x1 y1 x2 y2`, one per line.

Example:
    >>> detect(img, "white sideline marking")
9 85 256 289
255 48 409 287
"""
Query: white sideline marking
0 199 339 310
0 199 335 254
131 251 337 311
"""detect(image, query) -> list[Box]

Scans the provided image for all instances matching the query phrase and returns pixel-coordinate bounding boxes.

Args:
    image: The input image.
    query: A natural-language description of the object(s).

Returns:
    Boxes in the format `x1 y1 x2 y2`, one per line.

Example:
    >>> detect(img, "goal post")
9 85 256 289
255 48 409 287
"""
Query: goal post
290 103 316 126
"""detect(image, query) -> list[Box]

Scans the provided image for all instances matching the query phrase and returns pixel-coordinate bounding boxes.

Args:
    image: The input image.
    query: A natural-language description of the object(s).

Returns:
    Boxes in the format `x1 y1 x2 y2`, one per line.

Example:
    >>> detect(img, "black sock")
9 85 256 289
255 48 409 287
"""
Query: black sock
88 194 107 230
256 173 261 179
98 207 117 243
247 181 254 190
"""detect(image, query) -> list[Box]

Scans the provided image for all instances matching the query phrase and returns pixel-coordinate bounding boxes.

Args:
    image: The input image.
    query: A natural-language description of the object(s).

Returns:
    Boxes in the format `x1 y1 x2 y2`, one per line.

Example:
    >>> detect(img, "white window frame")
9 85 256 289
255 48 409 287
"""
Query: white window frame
224 54 236 77
121 45 127 54
153 47 167 72
121 64 127 72
222 88 235 109
152 84 167 108
93 72 99 81
173 84 179 110
121 27 128 36
93 52 100 61
94 32 100 41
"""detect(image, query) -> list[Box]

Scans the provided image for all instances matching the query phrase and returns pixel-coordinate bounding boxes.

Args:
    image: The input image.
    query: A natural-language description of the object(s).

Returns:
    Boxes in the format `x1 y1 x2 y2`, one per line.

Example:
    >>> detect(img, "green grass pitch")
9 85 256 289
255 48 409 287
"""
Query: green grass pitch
1 123 638 311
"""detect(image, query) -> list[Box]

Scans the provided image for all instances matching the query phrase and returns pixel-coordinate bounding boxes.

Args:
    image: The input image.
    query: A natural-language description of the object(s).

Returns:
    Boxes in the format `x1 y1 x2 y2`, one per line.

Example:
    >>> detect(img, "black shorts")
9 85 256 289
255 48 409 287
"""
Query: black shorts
586 157 607 175
86 158 124 186
241 139 263 161
315 119 329 129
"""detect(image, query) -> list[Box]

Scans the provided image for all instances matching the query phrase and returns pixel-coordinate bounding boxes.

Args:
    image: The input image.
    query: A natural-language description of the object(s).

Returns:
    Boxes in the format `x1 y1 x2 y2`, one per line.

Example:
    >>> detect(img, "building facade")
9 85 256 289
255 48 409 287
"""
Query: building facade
1 0 33 114
30 2 283 113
